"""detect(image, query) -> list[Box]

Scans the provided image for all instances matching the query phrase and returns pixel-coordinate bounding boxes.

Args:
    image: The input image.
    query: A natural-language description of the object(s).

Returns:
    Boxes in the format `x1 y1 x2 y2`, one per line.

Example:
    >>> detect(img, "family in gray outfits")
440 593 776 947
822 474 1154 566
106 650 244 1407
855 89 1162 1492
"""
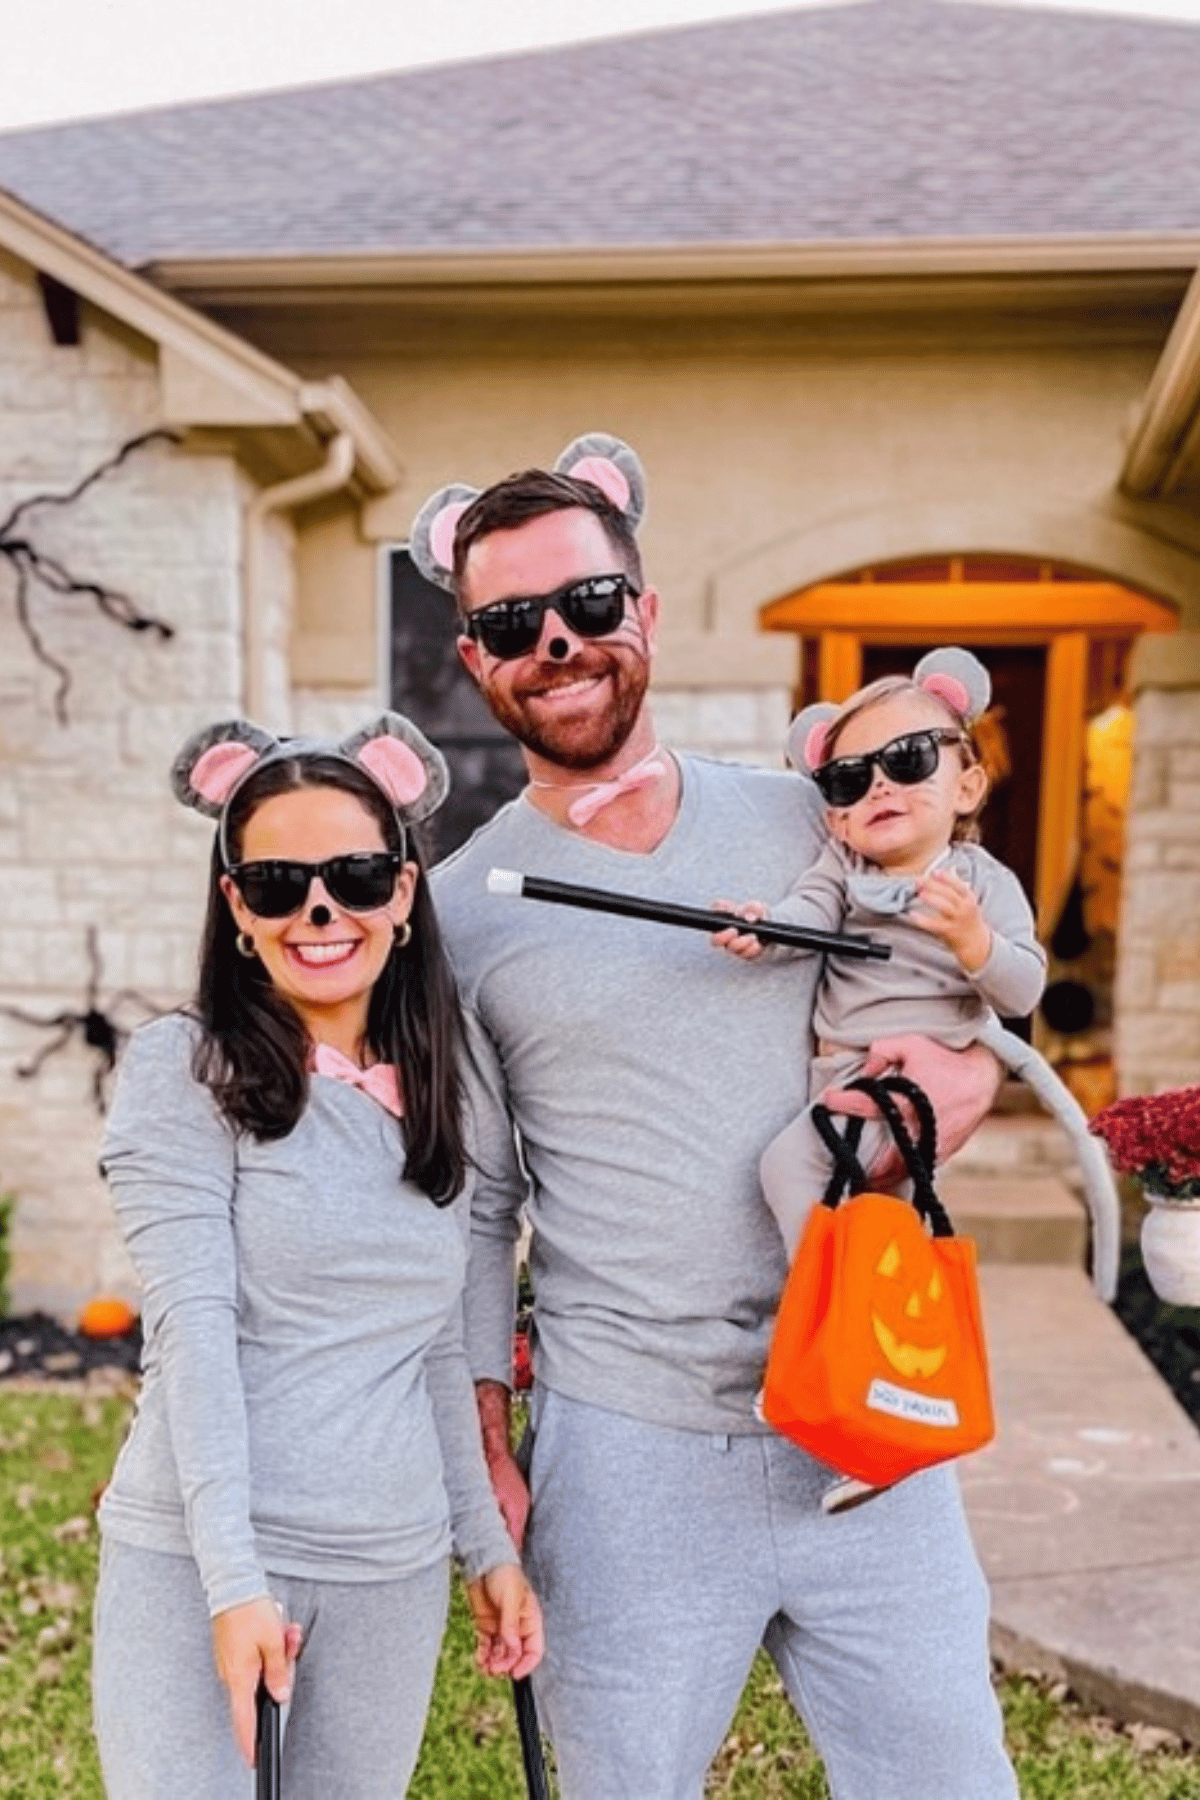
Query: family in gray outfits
92 715 541 1796
412 436 1022 1798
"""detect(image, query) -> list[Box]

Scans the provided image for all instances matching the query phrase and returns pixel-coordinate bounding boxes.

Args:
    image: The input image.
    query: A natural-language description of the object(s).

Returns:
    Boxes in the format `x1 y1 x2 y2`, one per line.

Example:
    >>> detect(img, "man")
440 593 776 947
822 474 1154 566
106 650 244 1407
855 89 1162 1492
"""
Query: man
423 439 1018 1800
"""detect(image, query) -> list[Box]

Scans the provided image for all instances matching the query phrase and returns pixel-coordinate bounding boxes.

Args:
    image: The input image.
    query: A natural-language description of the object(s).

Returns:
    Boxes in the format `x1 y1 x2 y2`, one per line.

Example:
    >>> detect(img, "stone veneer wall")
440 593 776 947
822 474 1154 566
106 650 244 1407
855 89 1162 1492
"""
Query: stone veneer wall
651 685 793 771
0 253 247 1316
1115 681 1200 1096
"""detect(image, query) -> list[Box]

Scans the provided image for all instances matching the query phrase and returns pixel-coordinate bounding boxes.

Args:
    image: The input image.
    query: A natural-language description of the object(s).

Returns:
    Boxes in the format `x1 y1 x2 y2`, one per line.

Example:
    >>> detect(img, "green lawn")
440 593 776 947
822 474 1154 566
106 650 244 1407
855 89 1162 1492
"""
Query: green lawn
2 1384 1199 1798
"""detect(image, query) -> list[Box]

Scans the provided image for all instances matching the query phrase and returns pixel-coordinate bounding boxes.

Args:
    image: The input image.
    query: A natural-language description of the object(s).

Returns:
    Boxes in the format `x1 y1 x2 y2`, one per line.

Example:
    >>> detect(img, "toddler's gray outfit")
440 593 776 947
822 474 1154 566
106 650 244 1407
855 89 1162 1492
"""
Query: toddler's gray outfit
92 1013 515 1798
433 756 1018 1800
762 838 1047 1253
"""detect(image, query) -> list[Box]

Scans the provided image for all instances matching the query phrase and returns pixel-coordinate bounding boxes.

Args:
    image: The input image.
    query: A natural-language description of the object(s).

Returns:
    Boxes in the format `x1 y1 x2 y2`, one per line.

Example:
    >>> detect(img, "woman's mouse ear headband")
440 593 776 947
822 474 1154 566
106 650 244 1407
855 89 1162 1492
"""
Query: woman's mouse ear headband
786 647 991 776
171 713 450 863
408 432 647 592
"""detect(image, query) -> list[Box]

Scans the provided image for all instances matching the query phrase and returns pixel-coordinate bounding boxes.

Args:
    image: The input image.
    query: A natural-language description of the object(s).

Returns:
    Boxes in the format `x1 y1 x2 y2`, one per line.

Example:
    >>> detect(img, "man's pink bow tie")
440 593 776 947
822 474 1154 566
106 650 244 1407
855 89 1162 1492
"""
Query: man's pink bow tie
529 747 668 828
311 1043 404 1117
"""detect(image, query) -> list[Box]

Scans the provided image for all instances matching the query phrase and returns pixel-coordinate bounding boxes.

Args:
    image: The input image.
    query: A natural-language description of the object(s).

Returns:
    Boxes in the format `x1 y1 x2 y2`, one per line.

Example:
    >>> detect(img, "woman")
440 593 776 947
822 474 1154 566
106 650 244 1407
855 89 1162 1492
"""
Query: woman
93 712 541 1798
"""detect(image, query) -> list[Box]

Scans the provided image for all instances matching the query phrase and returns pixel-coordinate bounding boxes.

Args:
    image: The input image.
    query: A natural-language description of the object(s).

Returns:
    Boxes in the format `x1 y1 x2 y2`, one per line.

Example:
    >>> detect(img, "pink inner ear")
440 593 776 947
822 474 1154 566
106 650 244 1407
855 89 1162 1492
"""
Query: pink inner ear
804 722 830 771
568 456 631 513
190 741 260 805
921 672 971 717
428 501 469 574
358 737 428 807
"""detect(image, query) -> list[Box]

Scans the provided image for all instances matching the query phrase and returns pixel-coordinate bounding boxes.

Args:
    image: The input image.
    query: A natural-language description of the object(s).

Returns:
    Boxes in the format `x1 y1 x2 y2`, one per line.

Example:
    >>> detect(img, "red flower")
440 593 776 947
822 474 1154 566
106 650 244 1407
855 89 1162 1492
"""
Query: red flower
512 1327 533 1393
1090 1085 1200 1197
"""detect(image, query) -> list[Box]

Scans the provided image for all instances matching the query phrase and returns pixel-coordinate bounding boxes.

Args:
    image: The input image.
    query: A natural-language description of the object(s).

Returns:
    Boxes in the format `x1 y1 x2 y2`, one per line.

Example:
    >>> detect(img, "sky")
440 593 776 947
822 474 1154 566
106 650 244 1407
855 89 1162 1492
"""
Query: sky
4 0 1200 131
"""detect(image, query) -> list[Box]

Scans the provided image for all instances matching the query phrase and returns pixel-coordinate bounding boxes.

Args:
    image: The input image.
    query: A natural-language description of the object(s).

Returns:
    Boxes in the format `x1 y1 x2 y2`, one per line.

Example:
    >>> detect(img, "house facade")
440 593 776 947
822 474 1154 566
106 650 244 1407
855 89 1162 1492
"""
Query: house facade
1 0 1200 1313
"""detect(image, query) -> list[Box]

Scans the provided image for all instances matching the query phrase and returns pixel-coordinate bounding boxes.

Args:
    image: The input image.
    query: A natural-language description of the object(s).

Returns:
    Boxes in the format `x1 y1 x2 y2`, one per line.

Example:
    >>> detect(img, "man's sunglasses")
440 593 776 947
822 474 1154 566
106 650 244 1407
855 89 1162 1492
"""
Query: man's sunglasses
813 729 965 809
460 573 636 661
227 853 404 919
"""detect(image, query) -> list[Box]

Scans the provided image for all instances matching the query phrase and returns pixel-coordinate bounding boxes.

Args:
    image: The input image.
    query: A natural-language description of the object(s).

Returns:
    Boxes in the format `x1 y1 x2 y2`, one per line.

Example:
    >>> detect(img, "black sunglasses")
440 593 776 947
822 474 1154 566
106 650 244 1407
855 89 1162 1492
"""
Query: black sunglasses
228 853 404 919
813 729 965 809
460 573 636 661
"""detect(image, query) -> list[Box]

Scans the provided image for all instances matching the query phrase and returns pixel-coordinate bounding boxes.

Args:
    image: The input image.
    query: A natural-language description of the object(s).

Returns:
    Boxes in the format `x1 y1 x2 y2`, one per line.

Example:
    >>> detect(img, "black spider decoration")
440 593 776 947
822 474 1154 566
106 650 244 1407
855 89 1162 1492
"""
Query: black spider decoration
1 429 178 723
0 927 164 1113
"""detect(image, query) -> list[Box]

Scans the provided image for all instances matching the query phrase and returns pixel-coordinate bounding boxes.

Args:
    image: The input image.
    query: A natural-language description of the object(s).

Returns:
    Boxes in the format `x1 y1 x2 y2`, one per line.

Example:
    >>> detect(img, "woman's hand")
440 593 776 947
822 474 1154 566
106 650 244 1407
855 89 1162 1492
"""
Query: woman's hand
211 1596 301 1767
465 1563 544 1679
710 899 769 960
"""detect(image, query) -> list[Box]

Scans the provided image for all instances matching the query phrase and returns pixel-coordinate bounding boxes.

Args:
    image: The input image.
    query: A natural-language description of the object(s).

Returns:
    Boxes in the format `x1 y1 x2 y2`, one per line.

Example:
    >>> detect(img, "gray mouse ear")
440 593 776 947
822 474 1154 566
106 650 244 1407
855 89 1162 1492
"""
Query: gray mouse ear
912 647 991 723
554 434 646 530
785 703 839 776
340 713 450 826
171 719 278 818
409 482 481 591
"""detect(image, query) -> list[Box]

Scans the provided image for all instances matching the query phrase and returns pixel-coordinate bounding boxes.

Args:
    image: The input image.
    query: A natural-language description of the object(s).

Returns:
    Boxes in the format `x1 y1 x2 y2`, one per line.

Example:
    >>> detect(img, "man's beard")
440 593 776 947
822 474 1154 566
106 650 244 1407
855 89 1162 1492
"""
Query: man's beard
484 645 650 772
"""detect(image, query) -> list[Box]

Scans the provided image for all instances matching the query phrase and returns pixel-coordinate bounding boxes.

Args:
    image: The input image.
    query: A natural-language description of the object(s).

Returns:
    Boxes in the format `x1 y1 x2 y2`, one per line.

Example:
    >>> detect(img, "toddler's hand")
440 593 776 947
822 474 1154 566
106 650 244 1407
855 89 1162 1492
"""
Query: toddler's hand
711 900 769 960
909 870 991 973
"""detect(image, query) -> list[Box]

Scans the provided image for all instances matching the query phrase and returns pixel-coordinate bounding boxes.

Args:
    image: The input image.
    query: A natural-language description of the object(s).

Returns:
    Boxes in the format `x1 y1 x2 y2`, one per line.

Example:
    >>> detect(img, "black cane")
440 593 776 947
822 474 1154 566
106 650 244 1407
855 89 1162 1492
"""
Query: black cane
512 1675 551 1799
256 1685 281 1800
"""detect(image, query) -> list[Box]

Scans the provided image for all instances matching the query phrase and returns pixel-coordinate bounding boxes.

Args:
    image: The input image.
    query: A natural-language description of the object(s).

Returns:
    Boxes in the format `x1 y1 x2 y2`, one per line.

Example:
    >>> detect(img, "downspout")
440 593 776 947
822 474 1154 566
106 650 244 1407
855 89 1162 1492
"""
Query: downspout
243 430 356 725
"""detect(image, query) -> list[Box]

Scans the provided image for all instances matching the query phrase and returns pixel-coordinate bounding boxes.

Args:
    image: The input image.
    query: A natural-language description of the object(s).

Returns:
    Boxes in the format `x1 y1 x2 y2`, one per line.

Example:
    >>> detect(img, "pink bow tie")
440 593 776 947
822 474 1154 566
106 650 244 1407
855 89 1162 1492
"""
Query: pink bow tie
562 752 669 827
311 1043 404 1118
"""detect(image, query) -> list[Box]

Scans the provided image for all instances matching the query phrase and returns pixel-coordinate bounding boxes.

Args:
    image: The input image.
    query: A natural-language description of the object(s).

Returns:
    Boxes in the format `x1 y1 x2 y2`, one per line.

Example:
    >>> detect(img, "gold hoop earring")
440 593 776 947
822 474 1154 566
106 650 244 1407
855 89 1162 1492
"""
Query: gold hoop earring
236 931 257 959
394 920 412 948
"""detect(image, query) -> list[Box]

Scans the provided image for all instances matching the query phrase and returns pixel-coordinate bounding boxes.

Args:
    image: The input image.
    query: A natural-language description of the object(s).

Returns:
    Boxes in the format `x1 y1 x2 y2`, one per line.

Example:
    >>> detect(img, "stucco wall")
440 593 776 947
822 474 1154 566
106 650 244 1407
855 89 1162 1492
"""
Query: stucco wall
0 252 247 1316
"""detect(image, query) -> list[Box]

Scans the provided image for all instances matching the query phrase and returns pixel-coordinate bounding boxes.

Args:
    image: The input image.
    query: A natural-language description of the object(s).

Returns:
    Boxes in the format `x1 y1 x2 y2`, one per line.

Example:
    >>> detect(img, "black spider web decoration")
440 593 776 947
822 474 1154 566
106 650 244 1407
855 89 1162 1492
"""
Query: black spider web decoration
1 429 178 723
0 926 165 1113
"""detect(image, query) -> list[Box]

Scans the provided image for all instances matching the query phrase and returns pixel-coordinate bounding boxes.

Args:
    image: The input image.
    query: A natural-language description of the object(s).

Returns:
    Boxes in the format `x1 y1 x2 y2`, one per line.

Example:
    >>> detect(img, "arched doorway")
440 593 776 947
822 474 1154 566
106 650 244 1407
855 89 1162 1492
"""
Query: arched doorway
762 554 1178 1104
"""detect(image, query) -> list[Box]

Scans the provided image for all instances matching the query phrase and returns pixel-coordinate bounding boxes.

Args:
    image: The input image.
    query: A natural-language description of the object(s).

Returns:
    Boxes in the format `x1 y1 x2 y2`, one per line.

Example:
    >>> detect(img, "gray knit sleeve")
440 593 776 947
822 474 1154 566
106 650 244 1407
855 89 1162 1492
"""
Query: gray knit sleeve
100 1014 269 1617
965 854 1047 1019
425 1260 520 1580
461 1009 529 1389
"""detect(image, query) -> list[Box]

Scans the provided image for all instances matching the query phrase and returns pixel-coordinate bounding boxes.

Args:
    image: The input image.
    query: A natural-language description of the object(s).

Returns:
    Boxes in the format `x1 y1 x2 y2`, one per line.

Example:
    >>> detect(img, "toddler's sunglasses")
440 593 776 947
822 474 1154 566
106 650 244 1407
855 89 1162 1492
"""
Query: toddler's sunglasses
813 728 965 809
460 573 637 661
228 852 404 918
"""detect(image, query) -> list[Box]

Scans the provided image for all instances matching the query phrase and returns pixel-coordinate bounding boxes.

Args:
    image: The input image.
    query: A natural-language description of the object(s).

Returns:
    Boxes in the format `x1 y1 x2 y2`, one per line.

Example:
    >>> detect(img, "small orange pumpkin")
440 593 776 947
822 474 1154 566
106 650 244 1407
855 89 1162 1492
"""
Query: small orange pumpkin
78 1296 138 1339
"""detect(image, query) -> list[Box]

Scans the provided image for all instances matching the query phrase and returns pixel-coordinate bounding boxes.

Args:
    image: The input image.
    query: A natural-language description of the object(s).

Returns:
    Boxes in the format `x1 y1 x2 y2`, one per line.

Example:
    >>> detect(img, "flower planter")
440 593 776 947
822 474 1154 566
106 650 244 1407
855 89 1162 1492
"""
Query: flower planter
1140 1193 1200 1308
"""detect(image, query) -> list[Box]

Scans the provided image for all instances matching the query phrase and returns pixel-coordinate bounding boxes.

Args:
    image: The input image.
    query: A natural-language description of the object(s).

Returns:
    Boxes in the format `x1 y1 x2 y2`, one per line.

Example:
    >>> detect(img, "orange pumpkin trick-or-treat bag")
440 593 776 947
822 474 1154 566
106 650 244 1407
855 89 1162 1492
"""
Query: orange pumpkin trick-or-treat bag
761 1074 994 1488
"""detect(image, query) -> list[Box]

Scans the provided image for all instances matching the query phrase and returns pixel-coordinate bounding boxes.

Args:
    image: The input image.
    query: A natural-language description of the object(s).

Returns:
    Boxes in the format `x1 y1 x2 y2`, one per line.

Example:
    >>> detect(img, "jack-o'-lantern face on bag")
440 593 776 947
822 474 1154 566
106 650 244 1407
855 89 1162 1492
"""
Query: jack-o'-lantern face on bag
870 1235 949 1381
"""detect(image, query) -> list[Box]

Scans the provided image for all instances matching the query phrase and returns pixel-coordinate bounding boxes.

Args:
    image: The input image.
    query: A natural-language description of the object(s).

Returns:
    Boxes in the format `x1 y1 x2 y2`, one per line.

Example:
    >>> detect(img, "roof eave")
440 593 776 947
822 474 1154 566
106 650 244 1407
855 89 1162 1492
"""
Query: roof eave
144 231 1200 298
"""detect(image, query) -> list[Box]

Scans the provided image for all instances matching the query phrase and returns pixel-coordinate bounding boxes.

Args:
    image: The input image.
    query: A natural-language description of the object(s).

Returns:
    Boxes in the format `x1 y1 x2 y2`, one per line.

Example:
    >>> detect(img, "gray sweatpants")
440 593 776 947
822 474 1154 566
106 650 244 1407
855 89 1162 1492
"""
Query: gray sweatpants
524 1386 1017 1800
92 1538 449 1799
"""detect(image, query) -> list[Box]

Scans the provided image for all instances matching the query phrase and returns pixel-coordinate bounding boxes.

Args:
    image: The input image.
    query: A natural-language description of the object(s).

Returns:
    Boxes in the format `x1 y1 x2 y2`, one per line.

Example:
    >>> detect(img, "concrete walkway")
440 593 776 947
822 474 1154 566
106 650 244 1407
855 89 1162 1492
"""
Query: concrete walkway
943 1118 1200 1739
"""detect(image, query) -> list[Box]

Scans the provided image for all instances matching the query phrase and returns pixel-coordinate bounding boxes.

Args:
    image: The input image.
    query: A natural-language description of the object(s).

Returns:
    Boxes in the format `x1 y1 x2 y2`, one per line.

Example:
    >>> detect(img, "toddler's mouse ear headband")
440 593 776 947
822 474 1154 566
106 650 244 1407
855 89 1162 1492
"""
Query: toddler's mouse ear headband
912 647 991 724
172 712 450 863
786 703 839 775
785 647 992 782
409 432 647 593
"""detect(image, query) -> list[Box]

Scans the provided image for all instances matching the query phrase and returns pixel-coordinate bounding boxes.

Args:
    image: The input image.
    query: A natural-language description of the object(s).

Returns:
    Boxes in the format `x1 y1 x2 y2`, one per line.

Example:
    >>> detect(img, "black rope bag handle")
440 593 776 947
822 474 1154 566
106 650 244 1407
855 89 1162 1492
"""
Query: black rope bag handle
810 1073 954 1239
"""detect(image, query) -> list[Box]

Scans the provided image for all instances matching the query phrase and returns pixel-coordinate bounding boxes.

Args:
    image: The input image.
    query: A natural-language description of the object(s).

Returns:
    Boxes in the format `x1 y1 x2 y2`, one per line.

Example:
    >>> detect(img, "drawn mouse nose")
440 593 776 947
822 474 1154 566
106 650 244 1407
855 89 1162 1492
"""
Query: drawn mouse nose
309 902 332 927
547 636 570 660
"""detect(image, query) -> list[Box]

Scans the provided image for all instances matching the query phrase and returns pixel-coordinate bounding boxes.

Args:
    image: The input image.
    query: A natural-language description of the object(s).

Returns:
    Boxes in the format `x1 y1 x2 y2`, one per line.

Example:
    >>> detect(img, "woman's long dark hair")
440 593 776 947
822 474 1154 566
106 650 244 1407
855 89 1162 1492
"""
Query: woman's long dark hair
191 754 467 1204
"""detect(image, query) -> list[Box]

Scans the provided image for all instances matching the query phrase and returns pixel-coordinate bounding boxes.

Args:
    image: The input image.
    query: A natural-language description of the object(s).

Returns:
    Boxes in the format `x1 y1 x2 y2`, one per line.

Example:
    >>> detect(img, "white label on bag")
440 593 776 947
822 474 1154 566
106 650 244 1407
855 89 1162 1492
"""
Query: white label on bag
866 1379 959 1428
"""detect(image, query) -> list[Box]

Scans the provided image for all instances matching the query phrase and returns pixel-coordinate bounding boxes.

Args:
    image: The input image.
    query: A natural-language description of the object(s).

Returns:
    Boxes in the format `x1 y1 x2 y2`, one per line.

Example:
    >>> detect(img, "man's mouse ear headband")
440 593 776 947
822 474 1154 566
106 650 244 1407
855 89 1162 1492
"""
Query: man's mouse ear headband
409 433 647 593
171 713 450 864
785 647 992 776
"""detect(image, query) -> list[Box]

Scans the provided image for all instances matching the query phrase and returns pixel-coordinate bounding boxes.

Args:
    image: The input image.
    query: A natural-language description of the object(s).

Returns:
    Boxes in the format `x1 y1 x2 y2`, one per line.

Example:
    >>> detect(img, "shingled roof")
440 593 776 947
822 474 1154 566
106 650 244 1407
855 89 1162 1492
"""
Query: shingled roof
0 0 1198 268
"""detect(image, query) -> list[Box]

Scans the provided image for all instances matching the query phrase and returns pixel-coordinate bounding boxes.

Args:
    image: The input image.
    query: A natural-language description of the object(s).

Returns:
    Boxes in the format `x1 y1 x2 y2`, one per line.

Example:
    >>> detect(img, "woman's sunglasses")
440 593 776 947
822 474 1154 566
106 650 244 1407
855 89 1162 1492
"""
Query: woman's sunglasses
813 729 965 809
228 853 404 919
460 573 636 661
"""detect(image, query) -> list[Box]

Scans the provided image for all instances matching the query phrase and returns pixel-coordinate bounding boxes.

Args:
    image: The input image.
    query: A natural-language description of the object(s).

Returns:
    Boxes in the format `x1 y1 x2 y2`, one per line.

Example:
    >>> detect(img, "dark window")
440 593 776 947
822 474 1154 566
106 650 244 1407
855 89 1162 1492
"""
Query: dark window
388 549 525 860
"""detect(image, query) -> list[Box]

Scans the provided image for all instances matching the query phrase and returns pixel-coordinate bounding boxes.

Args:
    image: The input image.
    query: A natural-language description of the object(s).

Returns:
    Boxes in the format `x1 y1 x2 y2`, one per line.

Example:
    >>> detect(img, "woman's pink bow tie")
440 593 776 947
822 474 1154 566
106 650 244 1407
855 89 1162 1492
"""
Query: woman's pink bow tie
311 1043 404 1117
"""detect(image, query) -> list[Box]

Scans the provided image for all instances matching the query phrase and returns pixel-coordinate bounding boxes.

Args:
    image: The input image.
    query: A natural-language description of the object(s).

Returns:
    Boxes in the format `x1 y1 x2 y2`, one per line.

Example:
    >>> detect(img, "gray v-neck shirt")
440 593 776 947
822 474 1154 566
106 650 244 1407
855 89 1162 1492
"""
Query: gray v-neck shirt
98 1013 516 1617
432 755 826 1434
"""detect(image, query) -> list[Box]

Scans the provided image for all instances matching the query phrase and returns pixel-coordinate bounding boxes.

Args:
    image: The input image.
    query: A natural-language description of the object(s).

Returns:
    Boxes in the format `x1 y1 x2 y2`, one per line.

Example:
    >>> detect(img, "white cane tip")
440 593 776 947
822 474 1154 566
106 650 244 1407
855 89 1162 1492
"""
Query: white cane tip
487 867 524 896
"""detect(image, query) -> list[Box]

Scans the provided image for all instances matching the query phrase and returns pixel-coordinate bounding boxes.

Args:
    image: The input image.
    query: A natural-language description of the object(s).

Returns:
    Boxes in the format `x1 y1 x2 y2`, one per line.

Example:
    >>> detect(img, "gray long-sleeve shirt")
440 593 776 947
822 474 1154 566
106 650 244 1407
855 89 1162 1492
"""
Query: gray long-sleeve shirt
772 839 1046 1049
431 755 827 1435
98 1012 516 1618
